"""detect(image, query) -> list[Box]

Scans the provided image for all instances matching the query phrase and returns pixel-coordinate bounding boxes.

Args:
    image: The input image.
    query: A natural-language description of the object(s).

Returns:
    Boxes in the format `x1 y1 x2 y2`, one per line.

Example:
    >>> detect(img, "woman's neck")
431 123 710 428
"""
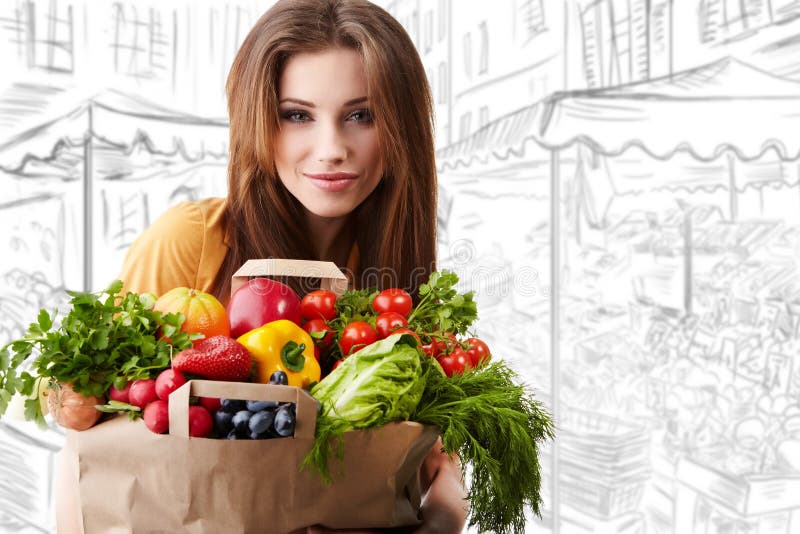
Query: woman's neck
305 212 355 266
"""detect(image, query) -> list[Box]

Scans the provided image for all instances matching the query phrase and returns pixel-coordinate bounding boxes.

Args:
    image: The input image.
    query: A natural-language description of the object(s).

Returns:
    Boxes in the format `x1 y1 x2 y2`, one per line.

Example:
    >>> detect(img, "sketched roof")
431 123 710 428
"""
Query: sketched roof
0 87 229 172
437 56 800 172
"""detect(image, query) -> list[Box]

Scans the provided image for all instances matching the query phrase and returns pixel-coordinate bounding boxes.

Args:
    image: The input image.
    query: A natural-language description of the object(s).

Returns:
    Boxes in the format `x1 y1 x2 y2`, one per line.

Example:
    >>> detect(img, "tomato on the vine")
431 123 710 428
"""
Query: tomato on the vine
303 318 336 351
391 327 421 346
421 331 457 358
465 337 491 367
300 290 338 321
339 321 378 356
437 346 471 377
375 311 408 339
372 288 413 318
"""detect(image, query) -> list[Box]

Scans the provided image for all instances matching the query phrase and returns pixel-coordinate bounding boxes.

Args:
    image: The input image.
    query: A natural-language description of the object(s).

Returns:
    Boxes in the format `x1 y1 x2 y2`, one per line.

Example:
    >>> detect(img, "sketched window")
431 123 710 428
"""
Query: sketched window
518 0 546 43
412 9 419 47
111 4 170 80
699 0 778 43
479 106 489 129
459 111 471 139
438 61 448 104
463 32 472 78
18 1 75 73
438 0 447 42
424 10 433 53
478 21 488 74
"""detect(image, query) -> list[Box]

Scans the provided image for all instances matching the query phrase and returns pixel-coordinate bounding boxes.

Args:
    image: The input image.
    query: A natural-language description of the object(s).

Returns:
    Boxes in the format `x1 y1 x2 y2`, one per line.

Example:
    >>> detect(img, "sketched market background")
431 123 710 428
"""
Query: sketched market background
1 1 800 532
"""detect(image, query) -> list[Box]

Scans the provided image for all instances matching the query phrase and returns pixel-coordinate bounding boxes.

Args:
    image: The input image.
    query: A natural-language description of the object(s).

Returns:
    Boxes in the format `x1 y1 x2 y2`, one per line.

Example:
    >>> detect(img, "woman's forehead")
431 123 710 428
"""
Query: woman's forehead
278 48 368 105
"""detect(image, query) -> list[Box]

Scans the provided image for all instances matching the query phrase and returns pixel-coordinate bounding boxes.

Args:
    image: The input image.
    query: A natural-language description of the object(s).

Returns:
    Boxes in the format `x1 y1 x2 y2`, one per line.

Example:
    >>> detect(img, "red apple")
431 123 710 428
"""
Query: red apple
227 277 302 337
128 379 158 408
143 399 169 434
155 369 187 400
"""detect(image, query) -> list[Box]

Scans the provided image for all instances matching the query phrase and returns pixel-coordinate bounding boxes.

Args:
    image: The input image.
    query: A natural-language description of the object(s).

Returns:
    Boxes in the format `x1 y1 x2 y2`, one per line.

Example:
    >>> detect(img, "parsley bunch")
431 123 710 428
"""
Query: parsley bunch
406 270 478 337
0 280 195 427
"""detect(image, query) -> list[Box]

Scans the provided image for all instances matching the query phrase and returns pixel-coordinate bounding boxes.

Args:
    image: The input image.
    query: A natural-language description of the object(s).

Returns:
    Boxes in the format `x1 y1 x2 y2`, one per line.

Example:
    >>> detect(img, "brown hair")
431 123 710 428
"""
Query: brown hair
211 0 437 301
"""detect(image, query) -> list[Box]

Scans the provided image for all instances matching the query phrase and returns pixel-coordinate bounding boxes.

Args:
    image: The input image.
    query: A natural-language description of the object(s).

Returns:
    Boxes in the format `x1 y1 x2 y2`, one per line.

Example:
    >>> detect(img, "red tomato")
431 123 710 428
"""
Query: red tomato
340 321 378 355
372 288 413 317
300 290 338 321
437 347 471 377
375 312 408 339
391 327 421 346
304 318 336 350
332 359 343 371
465 338 491 367
421 331 457 358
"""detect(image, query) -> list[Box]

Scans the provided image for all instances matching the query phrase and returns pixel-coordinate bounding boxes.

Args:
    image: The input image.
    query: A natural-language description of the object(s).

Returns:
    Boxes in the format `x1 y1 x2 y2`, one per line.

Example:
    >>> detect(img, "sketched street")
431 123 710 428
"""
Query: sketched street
1 1 800 533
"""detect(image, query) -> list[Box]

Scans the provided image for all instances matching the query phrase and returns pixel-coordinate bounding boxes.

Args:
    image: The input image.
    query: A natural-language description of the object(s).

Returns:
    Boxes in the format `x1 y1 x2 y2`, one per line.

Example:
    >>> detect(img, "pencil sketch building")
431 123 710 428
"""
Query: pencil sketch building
2 1 800 533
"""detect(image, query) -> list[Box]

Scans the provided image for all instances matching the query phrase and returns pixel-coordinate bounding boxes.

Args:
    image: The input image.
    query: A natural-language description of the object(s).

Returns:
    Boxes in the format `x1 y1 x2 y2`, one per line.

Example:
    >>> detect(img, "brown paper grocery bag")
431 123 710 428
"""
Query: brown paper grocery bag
65 379 438 533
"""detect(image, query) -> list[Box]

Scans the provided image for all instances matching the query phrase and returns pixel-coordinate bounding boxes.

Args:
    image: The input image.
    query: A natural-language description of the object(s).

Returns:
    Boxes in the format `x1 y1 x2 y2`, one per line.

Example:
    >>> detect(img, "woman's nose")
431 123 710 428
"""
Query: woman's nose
315 121 348 162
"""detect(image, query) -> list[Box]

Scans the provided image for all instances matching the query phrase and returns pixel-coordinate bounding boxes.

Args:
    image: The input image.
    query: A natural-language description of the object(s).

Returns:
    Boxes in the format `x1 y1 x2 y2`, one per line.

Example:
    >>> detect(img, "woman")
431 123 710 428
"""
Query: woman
58 0 467 532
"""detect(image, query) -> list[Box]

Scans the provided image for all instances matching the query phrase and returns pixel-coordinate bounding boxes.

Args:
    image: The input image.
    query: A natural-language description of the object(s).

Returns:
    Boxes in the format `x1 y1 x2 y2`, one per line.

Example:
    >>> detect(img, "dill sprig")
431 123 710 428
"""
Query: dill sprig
412 357 554 534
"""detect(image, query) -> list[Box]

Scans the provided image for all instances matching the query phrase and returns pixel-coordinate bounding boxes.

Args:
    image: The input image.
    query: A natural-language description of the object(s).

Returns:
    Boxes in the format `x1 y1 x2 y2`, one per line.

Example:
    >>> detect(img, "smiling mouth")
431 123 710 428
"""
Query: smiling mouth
304 172 358 180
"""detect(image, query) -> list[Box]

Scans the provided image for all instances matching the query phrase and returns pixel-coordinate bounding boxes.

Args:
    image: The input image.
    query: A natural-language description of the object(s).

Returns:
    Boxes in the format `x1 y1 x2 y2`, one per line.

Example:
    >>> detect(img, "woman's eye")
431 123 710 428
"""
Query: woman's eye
281 110 310 122
347 109 373 123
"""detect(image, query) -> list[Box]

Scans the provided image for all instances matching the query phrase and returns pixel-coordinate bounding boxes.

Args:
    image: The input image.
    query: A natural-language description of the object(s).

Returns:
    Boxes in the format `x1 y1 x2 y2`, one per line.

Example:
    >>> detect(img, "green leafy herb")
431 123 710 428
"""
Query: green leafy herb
407 270 478 337
412 357 554 533
0 280 197 427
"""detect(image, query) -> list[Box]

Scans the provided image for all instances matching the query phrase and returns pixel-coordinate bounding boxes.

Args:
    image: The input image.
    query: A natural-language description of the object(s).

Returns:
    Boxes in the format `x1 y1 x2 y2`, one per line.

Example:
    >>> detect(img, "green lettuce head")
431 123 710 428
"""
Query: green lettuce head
310 333 424 428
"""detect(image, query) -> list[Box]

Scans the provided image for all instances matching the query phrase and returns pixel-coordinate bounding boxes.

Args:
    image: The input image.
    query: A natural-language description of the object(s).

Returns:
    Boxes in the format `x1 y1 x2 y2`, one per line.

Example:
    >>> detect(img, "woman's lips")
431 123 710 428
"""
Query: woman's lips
304 172 358 192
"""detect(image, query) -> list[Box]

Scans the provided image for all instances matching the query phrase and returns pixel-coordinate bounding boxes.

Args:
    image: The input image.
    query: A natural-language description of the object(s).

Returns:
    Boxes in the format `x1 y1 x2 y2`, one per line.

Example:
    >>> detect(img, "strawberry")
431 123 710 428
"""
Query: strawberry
172 335 252 381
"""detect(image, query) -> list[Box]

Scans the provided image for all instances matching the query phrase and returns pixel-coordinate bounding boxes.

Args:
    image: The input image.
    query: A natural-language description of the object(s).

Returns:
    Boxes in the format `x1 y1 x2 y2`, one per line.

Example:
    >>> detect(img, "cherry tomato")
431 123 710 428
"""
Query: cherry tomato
465 337 491 367
421 331 457 358
300 290 338 321
437 347 471 377
332 359 343 371
340 321 378 355
304 318 336 350
391 327 421 346
372 288 413 318
375 311 408 339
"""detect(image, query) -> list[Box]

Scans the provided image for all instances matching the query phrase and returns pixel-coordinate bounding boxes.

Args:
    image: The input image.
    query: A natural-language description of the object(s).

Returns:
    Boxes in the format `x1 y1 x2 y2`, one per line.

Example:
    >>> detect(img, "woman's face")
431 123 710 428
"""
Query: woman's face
274 47 384 220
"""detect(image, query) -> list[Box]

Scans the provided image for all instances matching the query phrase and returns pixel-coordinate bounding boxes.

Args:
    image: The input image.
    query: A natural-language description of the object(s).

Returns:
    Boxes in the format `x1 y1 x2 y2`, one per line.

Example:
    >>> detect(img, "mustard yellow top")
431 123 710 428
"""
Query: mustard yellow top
118 197 359 302
119 197 229 298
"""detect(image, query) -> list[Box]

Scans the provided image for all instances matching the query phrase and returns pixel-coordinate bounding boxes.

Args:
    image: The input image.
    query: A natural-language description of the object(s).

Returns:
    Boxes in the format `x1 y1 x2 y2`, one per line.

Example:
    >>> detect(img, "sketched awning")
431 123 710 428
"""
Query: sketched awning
538 57 800 162
437 57 800 172
0 89 229 173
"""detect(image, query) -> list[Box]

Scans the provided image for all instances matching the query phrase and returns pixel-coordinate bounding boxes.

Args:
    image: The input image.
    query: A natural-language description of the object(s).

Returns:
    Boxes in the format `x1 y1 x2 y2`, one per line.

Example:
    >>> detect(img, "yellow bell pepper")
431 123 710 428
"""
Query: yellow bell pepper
236 319 321 389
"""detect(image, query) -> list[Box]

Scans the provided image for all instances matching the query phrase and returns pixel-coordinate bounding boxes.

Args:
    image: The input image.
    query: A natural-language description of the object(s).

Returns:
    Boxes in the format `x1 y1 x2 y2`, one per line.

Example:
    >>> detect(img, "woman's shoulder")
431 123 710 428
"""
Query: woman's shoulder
153 197 226 230
119 197 229 296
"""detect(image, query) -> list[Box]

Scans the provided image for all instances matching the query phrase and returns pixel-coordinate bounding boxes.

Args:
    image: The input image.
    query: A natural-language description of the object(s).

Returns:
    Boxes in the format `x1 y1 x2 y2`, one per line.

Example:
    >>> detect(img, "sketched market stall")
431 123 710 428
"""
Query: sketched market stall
437 56 800 533
0 89 228 532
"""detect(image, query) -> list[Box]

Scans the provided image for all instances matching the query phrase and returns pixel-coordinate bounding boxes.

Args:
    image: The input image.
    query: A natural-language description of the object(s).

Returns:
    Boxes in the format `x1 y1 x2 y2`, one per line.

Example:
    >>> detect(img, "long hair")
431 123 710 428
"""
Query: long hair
211 0 437 302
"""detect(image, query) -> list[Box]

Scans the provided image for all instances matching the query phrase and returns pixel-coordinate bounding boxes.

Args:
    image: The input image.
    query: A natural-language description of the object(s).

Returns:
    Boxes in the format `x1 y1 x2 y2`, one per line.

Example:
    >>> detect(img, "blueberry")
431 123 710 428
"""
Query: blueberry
232 410 252 433
220 399 247 413
214 410 235 436
246 400 278 412
269 371 288 385
273 405 296 437
226 429 239 440
249 410 275 435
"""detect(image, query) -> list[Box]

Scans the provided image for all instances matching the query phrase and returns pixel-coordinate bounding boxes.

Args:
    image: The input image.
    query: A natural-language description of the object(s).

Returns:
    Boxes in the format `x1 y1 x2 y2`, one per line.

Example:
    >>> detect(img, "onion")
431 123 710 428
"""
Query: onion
46 382 104 431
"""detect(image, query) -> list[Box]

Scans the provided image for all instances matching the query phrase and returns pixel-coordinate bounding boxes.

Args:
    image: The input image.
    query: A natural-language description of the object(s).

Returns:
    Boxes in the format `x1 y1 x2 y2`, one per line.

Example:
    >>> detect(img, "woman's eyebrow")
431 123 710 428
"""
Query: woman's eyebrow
278 96 368 107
